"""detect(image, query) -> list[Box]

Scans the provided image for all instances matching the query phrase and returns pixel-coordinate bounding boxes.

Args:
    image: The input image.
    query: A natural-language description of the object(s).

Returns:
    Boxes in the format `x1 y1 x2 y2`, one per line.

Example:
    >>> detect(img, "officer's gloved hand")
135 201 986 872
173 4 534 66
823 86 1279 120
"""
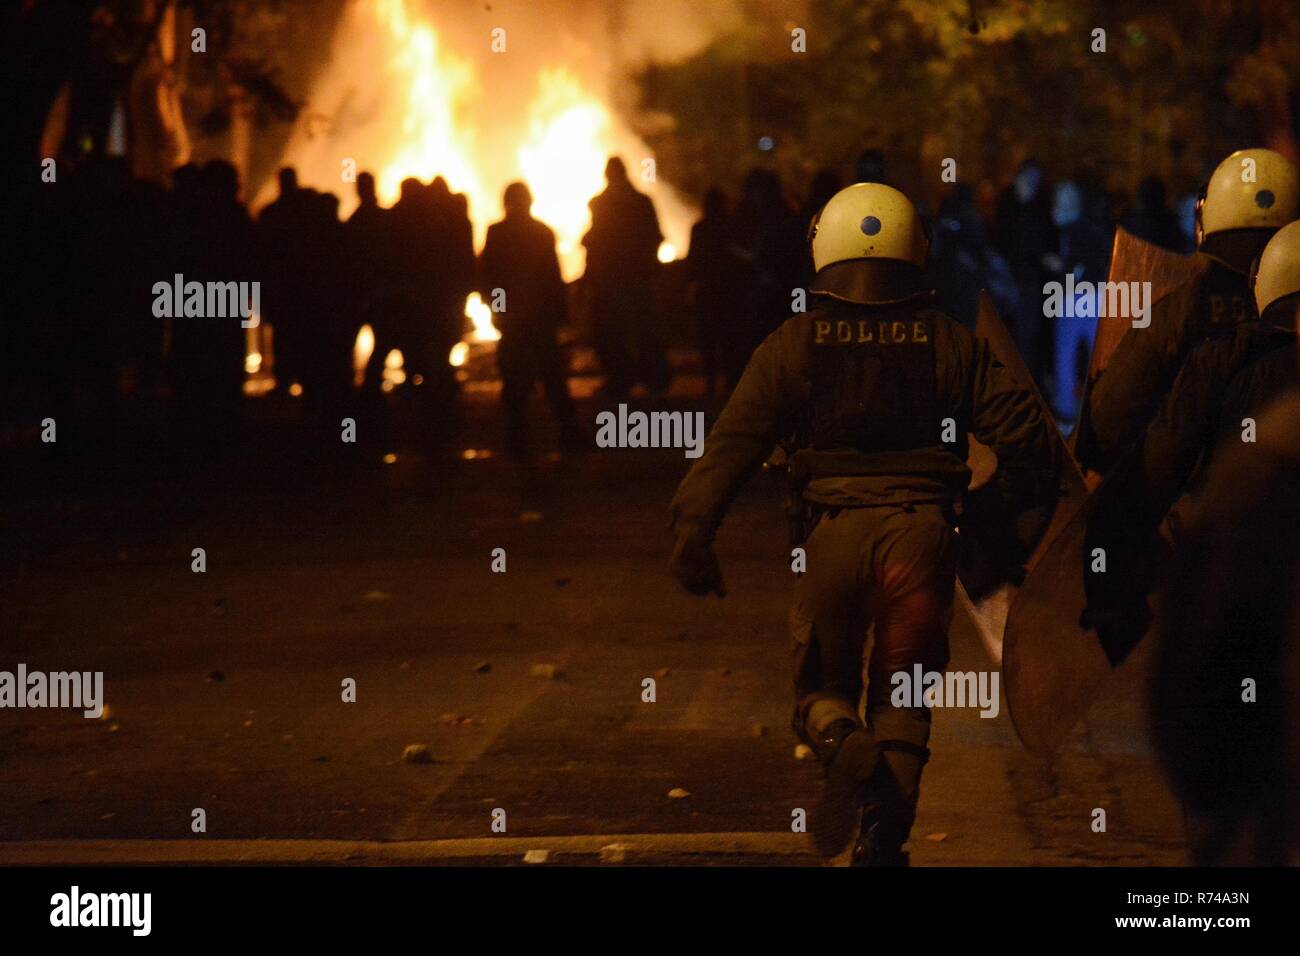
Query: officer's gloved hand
670 534 726 598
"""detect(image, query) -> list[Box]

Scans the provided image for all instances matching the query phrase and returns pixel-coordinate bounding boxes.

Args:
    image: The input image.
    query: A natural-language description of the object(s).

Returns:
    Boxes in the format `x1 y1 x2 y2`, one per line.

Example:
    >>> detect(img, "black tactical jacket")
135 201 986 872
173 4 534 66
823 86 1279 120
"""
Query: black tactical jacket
1151 389 1300 861
1084 321 1298 660
1077 259 1254 474
670 298 1058 543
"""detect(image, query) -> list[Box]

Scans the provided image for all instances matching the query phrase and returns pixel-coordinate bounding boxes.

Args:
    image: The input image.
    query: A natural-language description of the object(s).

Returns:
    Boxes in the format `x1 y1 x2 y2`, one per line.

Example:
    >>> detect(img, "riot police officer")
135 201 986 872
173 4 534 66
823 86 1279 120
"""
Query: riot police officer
1151 220 1300 864
1077 148 1300 474
1085 219 1300 662
669 184 1057 865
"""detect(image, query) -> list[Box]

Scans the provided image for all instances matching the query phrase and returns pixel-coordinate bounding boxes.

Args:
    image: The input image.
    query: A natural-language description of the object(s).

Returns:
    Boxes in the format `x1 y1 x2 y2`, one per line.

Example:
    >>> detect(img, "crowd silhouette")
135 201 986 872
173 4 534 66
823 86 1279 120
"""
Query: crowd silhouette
680 149 1198 425
2 147 1202 462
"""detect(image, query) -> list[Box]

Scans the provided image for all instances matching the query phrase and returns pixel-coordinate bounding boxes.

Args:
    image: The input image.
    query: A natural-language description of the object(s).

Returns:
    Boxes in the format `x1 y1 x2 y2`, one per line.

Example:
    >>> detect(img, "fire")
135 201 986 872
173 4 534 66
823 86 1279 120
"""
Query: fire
463 291 500 343
352 322 411 387
517 69 613 275
368 0 680 279
372 0 485 217
267 0 697 389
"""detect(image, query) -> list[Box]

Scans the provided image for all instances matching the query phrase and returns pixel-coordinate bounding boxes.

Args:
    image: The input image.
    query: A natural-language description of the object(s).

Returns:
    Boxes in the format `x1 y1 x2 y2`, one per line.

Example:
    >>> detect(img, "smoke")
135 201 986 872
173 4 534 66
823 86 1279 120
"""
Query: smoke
265 0 746 276
602 0 744 65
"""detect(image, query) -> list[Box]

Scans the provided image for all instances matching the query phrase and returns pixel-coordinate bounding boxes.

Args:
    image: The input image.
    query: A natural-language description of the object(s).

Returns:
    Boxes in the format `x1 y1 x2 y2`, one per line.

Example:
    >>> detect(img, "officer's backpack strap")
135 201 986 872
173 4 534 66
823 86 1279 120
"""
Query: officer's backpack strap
876 739 931 766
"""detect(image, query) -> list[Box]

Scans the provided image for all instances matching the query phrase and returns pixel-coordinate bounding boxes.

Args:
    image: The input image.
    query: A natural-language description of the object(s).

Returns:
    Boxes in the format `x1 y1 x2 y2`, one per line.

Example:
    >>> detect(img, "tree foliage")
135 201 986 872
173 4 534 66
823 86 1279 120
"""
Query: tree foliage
632 0 1300 202
3 0 314 175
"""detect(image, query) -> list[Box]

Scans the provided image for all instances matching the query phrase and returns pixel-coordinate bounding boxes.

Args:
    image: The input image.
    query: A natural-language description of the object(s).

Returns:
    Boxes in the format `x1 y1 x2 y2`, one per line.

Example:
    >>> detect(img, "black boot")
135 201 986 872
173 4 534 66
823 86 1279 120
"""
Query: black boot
850 803 910 867
848 738 928 867
811 720 880 858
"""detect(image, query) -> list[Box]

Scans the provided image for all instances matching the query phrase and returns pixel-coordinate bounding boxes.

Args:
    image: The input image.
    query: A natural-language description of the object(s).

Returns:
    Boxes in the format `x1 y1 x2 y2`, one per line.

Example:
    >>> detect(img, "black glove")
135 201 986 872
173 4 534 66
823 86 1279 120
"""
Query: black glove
670 534 726 598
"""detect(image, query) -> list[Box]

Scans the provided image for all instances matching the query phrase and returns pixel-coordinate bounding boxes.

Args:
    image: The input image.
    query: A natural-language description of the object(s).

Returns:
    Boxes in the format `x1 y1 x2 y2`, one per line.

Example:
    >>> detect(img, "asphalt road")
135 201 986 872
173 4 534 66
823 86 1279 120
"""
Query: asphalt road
0 376 1188 865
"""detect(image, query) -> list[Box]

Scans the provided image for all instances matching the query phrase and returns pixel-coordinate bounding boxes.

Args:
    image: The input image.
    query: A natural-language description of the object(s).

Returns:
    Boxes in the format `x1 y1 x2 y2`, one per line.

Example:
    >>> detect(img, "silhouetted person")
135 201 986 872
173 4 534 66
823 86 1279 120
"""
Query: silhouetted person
1154 388 1300 864
433 186 475 403
1043 180 1093 422
1122 175 1185 253
166 160 251 448
348 171 398 404
928 184 990 328
257 167 311 395
730 167 803 379
1045 178 1113 423
349 171 385 233
479 182 579 458
685 186 743 396
68 158 135 441
995 159 1057 384
803 169 843 220
855 148 888 185
389 177 440 404
583 156 668 399
386 176 472 420
296 190 355 423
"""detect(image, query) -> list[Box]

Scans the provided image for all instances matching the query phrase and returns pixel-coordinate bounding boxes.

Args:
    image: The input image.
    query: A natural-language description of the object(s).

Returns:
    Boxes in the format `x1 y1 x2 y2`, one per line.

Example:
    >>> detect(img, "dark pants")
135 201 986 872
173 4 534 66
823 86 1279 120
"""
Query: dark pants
790 503 957 833
1012 275 1046 385
591 281 668 396
496 328 576 456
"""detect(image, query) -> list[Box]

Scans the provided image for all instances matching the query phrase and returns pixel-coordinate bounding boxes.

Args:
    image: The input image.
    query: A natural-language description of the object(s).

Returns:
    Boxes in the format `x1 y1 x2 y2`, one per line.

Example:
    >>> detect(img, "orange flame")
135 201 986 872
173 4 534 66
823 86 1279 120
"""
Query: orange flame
369 0 681 280
279 0 697 383
517 69 612 275
373 0 485 216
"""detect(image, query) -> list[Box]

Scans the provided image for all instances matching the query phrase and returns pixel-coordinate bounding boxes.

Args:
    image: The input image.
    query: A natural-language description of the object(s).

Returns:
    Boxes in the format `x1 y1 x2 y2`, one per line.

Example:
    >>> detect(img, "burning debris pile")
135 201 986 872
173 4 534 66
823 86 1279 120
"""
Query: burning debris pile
270 0 699 280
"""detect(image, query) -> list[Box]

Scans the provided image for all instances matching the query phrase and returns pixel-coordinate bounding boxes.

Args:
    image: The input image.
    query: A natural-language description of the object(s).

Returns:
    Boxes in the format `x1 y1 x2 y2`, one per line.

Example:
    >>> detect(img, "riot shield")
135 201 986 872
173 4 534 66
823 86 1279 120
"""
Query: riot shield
1001 498 1112 753
1084 226 1204 381
1008 235 1213 751
955 293 1088 676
